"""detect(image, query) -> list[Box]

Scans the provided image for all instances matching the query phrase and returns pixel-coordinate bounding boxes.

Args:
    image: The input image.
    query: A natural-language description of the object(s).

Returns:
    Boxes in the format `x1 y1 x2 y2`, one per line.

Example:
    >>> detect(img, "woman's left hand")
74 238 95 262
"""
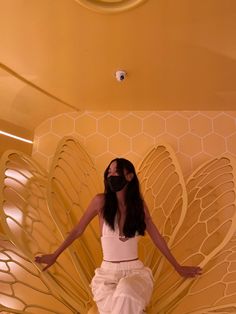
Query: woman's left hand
175 265 202 278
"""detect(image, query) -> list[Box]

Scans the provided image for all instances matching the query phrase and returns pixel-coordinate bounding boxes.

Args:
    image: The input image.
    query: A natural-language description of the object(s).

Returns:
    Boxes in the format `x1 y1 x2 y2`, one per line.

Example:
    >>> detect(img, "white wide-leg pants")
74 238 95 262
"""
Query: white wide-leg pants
90 260 153 314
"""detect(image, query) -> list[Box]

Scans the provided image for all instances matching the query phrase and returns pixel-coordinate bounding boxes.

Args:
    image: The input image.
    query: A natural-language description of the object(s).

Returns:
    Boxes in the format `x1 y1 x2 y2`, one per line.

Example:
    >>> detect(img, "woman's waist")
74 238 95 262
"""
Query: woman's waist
101 235 138 249
101 236 138 261
101 234 139 241
101 259 143 271
103 257 139 263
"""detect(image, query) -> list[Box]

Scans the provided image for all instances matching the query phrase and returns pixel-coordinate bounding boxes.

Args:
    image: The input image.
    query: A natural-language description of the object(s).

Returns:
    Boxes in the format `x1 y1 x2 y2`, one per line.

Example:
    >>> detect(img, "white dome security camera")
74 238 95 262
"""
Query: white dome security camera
115 70 127 82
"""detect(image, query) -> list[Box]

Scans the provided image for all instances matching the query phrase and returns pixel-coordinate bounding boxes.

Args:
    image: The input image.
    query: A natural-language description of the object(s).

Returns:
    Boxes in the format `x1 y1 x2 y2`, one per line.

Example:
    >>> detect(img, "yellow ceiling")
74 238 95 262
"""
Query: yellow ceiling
0 0 236 131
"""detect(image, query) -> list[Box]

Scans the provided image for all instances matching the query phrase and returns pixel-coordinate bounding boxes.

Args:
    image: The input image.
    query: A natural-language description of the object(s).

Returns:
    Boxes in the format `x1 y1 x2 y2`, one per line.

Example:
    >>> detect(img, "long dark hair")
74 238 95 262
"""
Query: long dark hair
103 158 146 237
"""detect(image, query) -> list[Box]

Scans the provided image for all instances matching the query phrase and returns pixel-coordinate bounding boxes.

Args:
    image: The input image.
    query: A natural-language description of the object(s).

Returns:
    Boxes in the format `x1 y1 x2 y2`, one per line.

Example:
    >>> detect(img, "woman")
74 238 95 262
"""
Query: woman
35 158 201 314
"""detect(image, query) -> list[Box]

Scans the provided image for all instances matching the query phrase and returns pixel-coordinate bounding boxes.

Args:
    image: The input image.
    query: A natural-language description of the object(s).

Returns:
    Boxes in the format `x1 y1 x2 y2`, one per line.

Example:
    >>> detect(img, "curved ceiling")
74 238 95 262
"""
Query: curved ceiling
0 0 236 130
74 0 147 13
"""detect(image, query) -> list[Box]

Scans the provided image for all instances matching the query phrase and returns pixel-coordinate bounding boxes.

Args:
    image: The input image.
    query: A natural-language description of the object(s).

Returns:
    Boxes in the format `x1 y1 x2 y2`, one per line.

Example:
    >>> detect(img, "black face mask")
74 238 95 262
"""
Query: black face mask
107 175 127 192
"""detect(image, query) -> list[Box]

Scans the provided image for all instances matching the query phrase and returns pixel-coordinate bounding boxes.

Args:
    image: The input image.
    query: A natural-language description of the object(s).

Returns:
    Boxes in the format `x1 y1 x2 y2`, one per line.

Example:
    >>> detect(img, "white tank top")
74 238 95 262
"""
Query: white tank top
101 218 139 262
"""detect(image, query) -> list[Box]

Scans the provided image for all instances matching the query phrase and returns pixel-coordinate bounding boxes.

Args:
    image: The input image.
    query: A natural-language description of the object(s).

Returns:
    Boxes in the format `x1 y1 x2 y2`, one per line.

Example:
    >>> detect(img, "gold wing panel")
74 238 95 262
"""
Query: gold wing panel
170 235 236 313
137 144 187 284
0 233 74 314
153 156 236 313
0 151 92 313
138 144 187 234
48 137 103 286
189 306 236 314
137 144 187 268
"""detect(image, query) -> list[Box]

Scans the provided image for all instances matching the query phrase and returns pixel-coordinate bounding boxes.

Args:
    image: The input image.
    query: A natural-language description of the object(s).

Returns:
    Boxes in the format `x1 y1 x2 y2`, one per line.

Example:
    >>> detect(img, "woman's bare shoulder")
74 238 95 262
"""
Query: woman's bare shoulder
93 194 105 233
93 193 105 202
92 193 105 213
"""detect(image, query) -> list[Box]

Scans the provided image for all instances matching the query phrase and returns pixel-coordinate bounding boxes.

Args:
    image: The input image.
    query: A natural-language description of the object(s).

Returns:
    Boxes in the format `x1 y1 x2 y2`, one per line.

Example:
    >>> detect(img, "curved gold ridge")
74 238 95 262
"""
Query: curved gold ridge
74 0 147 13
0 62 77 111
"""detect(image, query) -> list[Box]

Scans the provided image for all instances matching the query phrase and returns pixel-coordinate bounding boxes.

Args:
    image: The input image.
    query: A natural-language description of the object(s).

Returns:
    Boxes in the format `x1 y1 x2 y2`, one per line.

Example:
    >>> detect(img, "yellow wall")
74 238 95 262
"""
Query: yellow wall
33 110 236 178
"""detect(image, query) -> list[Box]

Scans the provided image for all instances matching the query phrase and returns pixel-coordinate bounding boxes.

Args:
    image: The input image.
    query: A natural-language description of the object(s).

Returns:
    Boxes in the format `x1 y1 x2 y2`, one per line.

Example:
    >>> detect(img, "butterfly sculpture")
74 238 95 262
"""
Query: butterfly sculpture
0 136 236 314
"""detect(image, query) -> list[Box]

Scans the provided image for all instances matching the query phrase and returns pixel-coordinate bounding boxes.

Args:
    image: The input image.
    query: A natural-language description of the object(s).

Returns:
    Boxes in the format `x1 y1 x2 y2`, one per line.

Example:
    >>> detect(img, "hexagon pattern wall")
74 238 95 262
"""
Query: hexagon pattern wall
33 111 236 178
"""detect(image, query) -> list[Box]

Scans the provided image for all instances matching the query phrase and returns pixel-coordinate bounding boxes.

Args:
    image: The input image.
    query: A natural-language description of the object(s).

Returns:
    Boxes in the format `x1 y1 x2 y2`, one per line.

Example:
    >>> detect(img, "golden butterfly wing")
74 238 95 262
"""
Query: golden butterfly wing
152 156 236 313
0 232 75 314
168 234 236 313
0 150 92 313
189 306 236 314
137 144 187 279
183 305 236 314
0 218 4 234
48 137 103 286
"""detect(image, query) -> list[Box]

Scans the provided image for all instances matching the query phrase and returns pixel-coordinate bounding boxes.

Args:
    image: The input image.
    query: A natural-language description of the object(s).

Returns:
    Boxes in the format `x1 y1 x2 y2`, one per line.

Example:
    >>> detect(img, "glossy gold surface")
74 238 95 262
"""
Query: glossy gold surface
1 138 236 313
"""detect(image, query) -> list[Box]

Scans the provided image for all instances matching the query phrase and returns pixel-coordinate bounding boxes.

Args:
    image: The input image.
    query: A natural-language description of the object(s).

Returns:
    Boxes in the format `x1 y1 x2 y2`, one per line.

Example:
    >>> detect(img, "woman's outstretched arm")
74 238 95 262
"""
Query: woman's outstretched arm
144 204 202 278
35 194 104 271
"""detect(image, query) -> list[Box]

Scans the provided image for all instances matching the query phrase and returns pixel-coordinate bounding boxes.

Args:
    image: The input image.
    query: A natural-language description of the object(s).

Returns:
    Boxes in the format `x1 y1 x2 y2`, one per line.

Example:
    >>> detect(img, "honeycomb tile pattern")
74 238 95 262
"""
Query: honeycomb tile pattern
33 111 236 178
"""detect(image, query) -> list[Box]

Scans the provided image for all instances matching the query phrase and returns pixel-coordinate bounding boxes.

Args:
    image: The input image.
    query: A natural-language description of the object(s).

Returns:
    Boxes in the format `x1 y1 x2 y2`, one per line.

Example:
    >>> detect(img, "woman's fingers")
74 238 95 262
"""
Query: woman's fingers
34 254 55 271
34 255 42 263
178 265 202 278
35 255 48 264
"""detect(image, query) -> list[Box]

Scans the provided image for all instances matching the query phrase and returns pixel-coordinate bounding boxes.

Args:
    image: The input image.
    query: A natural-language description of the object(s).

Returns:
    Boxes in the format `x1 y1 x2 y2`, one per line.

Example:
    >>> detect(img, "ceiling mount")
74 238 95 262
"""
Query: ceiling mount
115 70 127 82
74 0 147 13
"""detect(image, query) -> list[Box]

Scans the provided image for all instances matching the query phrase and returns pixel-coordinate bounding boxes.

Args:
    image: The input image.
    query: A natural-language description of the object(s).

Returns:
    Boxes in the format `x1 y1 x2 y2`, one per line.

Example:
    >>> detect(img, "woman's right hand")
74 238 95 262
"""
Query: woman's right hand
34 253 57 271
